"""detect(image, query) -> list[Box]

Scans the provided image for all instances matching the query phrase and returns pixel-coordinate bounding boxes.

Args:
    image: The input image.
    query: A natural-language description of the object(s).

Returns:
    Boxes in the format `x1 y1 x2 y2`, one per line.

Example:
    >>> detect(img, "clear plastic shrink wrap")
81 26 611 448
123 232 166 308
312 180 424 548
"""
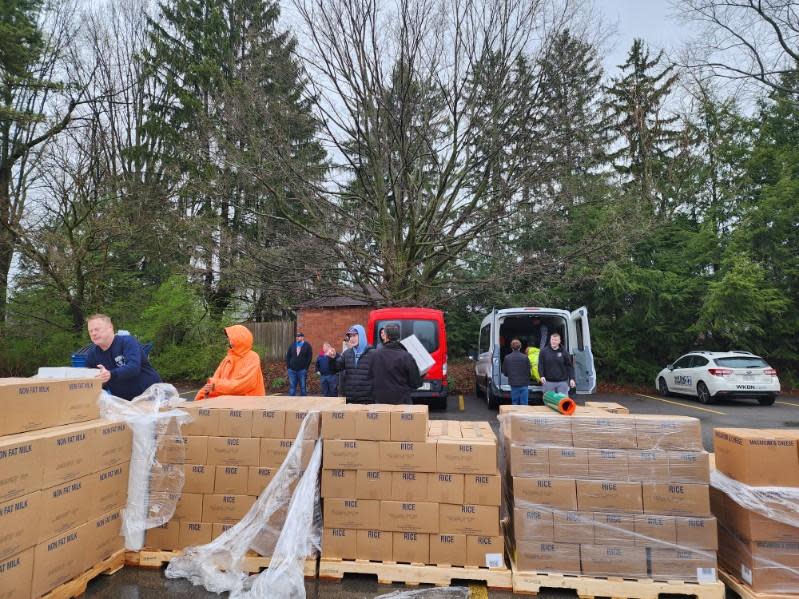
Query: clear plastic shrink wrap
499 407 717 583
166 412 322 599
98 383 191 550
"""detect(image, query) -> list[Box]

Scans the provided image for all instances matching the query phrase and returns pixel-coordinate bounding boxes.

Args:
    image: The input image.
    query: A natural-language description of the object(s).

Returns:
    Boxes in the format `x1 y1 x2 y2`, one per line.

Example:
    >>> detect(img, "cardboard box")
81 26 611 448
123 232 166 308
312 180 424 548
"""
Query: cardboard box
87 509 123 565
634 514 677 547
381 501 439 533
549 448 589 478
173 493 203 521
593 512 637 545
439 504 498 536
41 422 97 488
380 441 437 472
156 435 208 465
428 420 462 439
216 408 253 438
627 449 670 482
145 520 180 549
321 405 366 439
669 451 710 483
0 435 43 503
391 472 429 501
588 449 629 479
323 499 380 529
635 416 702 451
650 548 717 582
0 491 40 561
437 439 497 475
466 535 504 568
259 439 314 468
356 529 392 562
0 379 62 436
284 407 320 441
507 412 572 446
642 483 710 516
676 517 718 549
390 405 429 442
323 440 380 470
322 528 356 559
577 480 642 513
55 378 101 426
714 428 799 486
393 532 429 564
0 548 34 599
464 474 500 506
513 478 577 510
248 467 277 496
572 415 636 449
718 528 799 593
321 469 356 498
95 421 132 470
513 507 554 541
509 444 549 477
515 541 580 574
32 523 89 598
427 473 464 504
251 408 286 438
430 533 466 566
585 401 629 414
581 544 647 577
212 523 235 540
214 466 249 494
355 405 392 441
91 462 129 515
399 334 435 376
182 406 221 436
553 510 593 544
715 489 799 542
207 437 259 466
202 494 256 523
39 475 92 542
177 521 213 549
355 470 392 500
184 464 215 494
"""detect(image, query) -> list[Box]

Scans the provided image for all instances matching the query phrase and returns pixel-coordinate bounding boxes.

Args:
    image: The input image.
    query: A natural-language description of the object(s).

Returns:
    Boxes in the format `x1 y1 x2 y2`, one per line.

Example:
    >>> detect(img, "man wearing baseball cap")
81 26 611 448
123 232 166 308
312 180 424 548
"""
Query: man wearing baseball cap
285 331 313 396
326 324 375 403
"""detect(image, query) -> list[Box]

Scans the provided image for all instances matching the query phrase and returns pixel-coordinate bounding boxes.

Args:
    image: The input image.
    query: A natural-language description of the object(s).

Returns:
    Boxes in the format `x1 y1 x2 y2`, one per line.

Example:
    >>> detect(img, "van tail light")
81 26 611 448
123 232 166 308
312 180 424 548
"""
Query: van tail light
765 368 777 376
443 355 447 377
708 368 733 377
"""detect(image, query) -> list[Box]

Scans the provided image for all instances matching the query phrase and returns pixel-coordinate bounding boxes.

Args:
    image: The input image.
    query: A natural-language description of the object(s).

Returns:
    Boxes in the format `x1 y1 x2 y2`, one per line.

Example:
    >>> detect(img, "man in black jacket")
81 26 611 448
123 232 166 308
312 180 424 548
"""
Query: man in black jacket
538 332 575 396
502 338 531 405
334 324 376 403
286 332 313 396
368 324 422 404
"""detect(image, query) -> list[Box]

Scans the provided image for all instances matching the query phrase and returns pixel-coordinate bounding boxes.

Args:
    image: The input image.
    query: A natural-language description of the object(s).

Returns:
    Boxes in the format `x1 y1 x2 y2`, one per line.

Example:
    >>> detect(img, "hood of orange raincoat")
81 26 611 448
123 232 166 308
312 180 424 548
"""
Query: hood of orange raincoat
225 325 254 358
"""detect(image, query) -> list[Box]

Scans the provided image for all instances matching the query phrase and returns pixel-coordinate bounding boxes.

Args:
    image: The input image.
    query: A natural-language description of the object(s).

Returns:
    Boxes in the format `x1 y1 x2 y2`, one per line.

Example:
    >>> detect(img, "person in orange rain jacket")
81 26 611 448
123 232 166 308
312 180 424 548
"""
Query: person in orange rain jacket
195 325 265 400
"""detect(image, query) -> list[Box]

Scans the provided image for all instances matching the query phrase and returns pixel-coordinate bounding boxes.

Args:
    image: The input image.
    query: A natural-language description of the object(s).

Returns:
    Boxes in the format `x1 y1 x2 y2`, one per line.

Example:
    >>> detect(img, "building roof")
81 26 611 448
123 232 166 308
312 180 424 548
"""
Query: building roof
296 295 373 309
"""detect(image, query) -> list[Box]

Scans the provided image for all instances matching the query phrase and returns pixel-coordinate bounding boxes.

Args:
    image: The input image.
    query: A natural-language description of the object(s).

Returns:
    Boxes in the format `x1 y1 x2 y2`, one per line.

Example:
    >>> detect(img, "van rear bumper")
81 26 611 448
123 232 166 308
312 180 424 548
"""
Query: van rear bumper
412 379 448 400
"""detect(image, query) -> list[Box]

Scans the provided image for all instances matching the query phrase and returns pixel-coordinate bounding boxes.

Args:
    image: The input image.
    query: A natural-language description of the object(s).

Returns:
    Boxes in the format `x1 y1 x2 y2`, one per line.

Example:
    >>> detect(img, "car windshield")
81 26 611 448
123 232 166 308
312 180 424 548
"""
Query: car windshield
714 357 769 368
375 319 439 352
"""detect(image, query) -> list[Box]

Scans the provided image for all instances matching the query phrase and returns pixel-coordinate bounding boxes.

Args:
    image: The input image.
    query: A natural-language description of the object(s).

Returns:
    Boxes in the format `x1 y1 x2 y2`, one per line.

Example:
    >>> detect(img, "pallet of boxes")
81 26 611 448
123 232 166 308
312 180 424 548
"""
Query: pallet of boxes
128 395 342 575
318 404 512 589
501 405 725 599
712 428 799 598
0 377 131 599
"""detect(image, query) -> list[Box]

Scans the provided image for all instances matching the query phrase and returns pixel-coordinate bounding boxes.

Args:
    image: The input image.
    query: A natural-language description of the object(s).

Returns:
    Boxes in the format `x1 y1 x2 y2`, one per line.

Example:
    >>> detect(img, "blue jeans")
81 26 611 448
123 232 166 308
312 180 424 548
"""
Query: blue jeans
511 386 529 405
288 369 307 396
321 374 338 397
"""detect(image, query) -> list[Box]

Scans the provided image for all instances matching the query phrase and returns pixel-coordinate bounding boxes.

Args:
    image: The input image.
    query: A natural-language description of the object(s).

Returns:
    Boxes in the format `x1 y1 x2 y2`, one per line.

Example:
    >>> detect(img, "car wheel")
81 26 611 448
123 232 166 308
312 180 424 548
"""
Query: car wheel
487 386 499 410
658 377 671 397
758 395 776 407
697 382 713 405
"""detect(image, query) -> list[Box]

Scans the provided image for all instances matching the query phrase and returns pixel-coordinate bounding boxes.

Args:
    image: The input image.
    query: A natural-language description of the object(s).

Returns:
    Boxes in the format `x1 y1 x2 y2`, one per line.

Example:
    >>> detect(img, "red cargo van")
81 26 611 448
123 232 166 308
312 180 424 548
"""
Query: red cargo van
367 307 448 410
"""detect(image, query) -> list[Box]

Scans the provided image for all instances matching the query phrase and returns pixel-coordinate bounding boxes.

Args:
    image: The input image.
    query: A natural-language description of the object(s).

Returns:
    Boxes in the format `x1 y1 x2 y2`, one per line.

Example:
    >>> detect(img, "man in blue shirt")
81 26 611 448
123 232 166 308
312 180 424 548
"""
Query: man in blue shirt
85 314 162 400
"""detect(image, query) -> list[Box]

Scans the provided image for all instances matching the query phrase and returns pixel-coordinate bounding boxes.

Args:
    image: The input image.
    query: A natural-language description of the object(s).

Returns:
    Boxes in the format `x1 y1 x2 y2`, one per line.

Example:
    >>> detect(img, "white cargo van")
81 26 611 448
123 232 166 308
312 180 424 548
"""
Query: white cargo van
473 307 596 408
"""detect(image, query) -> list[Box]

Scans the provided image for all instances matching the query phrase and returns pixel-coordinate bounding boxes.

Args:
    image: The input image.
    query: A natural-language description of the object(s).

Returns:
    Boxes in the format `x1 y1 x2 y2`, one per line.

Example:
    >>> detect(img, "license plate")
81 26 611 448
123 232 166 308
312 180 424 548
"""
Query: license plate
420 382 431 391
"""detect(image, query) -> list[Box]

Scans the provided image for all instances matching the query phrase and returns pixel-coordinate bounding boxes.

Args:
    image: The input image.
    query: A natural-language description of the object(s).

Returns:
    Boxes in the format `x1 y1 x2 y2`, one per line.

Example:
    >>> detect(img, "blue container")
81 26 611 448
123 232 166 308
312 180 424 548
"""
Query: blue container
70 344 93 367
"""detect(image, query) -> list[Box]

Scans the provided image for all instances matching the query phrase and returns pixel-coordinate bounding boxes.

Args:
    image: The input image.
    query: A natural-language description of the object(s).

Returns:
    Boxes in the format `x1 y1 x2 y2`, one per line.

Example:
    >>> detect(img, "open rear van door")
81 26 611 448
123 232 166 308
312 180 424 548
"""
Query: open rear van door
569 307 596 394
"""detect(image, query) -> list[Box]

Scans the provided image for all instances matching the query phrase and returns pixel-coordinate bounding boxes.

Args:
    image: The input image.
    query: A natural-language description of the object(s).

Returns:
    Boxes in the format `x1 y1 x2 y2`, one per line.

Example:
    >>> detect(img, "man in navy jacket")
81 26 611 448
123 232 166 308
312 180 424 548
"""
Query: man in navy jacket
85 314 161 400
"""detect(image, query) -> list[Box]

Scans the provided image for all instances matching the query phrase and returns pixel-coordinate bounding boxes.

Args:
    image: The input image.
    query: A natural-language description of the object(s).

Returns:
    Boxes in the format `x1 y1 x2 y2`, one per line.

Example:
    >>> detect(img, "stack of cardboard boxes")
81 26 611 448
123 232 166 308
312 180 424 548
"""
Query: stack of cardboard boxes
712 428 799 593
145 395 342 552
0 378 132 598
321 405 505 569
503 406 718 582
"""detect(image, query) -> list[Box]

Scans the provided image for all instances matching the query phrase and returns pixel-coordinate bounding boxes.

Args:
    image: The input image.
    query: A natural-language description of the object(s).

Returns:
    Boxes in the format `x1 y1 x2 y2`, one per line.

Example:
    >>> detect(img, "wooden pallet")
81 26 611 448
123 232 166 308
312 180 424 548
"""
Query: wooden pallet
40 550 124 599
125 549 318 577
318 557 512 589
512 567 725 599
719 567 797 599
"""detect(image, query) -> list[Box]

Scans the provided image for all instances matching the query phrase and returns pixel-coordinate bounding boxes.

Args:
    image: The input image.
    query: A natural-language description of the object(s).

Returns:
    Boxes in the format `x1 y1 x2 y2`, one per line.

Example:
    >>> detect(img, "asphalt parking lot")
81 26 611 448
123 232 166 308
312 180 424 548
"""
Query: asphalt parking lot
85 389 799 598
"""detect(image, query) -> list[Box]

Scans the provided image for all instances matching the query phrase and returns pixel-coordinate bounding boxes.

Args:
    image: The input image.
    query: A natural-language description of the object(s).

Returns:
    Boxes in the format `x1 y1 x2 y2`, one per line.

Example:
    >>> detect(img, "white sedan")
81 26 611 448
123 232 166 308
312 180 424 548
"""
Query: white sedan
655 351 780 406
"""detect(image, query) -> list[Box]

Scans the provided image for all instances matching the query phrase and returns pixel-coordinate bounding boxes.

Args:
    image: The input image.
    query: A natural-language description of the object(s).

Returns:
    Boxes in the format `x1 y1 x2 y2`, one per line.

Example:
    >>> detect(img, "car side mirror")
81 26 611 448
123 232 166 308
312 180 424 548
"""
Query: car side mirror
667 364 674 370
468 350 478 361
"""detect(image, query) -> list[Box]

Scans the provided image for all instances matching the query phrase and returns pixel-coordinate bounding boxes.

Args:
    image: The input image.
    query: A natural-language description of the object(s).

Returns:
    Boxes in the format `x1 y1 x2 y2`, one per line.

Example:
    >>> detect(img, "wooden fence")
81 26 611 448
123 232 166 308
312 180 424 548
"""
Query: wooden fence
242 321 295 359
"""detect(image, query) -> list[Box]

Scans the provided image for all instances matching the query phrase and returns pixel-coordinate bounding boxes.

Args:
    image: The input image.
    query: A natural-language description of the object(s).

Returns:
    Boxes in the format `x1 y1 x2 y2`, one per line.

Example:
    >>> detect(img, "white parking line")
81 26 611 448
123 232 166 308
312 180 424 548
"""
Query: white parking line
635 393 727 415
777 401 799 408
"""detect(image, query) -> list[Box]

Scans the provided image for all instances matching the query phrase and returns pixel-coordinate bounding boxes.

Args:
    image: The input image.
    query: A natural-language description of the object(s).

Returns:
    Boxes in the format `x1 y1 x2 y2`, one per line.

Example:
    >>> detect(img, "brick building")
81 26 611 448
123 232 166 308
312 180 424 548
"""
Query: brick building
295 296 376 358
